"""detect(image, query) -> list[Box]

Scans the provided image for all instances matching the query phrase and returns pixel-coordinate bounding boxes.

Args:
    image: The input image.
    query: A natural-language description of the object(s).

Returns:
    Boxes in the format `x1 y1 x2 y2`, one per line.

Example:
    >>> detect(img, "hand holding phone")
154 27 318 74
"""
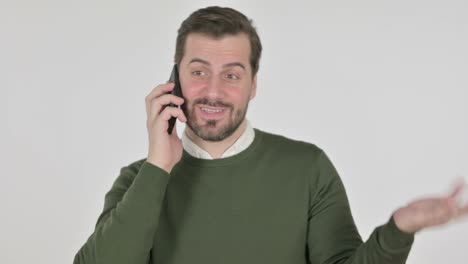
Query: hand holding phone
144 64 186 173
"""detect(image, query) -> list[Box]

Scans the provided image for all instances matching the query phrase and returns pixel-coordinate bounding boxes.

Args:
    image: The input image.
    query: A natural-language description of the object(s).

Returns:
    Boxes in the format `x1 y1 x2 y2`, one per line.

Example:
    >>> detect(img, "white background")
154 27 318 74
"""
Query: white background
2 0 468 263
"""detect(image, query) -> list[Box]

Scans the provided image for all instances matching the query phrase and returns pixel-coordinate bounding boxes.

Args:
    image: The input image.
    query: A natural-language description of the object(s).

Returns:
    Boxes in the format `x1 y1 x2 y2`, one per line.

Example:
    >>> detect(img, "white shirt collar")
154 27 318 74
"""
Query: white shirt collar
181 119 255 159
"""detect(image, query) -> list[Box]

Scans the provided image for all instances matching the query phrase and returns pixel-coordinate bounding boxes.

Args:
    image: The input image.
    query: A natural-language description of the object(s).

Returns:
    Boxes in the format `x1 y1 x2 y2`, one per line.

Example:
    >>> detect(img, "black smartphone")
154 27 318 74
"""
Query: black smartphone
167 64 184 134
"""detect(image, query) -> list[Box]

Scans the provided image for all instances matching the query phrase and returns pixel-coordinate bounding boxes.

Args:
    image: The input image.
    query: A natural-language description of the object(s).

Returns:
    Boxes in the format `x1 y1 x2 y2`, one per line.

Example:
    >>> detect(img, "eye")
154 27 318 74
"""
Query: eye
226 73 240 80
192 70 205 76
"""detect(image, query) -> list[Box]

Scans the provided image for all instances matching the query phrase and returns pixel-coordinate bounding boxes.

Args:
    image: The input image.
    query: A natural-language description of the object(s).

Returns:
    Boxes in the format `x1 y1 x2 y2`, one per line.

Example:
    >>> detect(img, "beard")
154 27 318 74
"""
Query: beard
182 97 249 142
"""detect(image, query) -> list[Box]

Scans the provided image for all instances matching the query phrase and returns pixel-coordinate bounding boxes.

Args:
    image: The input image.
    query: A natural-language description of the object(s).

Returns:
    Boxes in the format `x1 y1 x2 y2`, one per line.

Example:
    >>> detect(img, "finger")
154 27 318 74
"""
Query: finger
454 184 468 210
433 199 448 217
160 107 187 122
449 181 467 212
147 82 175 98
149 94 185 118
430 199 455 225
449 179 466 198
145 83 175 116
145 83 175 115
155 107 187 131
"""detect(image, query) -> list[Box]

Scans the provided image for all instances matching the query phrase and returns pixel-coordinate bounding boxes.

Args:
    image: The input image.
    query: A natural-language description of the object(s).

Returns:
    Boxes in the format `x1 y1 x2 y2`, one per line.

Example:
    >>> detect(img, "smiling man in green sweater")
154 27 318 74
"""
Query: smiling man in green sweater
74 6 468 264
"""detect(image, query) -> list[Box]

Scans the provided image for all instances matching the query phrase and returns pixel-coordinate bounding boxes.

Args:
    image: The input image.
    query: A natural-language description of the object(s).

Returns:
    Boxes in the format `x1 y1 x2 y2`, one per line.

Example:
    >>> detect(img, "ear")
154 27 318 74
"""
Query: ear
249 74 257 100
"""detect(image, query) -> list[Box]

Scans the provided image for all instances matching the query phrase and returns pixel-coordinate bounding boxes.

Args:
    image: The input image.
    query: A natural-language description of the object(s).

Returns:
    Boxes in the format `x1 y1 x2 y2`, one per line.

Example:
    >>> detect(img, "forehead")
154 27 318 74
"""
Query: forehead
182 32 251 68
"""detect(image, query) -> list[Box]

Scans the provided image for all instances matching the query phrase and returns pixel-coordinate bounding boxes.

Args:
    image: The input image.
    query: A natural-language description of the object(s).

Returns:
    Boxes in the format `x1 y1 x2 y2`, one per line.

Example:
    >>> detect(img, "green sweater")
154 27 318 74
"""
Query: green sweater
74 128 414 264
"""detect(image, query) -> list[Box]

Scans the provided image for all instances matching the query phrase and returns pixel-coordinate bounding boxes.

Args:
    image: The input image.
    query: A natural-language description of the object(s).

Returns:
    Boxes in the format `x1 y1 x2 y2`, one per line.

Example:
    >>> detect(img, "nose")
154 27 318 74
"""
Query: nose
203 75 223 101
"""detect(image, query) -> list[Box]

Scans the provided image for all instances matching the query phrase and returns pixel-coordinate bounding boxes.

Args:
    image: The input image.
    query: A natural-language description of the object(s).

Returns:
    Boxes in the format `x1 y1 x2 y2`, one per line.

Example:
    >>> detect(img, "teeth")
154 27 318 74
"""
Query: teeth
201 107 223 113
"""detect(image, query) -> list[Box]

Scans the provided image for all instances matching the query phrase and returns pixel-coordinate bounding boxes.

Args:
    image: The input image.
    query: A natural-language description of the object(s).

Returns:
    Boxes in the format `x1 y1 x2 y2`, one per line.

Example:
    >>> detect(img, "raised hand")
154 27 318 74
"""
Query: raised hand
393 179 468 234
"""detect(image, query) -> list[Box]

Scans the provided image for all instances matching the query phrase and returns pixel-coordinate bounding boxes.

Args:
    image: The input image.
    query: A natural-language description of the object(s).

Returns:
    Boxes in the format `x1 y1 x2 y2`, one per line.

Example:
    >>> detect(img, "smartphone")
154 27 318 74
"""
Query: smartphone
167 64 184 134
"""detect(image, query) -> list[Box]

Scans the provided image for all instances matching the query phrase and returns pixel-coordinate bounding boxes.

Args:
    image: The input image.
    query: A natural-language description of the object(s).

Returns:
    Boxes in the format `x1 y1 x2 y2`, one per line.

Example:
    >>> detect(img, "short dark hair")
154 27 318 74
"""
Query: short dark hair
174 6 262 77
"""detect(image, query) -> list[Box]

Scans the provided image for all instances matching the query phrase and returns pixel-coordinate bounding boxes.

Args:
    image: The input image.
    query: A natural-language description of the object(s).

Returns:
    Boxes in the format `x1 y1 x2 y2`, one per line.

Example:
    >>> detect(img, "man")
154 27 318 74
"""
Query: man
74 6 468 264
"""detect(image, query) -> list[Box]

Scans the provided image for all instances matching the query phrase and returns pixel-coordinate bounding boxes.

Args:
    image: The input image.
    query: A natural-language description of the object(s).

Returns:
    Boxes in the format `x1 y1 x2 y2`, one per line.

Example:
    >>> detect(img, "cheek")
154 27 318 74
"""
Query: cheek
226 91 244 105
228 82 252 105
180 79 203 100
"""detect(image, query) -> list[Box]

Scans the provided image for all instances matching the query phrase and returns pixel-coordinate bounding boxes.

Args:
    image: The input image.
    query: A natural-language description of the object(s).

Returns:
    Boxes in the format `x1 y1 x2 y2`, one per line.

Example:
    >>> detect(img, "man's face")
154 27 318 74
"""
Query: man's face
178 32 257 142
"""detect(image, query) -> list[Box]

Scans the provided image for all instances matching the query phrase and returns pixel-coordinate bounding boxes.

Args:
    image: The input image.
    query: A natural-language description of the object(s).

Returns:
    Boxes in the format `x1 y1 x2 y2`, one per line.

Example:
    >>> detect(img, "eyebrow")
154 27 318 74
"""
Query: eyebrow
188 57 246 71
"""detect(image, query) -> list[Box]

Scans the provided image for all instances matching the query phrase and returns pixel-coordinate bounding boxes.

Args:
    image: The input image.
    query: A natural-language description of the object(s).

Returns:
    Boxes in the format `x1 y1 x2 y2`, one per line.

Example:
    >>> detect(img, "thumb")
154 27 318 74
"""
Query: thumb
449 178 466 199
449 178 468 209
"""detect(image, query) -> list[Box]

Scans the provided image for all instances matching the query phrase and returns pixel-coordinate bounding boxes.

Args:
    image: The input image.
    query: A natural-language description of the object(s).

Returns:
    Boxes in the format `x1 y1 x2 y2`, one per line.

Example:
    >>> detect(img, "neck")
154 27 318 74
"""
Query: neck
184 119 247 159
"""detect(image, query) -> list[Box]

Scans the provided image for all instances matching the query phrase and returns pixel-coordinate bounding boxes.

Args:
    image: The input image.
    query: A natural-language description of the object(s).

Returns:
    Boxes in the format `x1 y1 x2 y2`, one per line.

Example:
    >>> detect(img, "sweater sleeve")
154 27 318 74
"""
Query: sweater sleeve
73 160 170 264
306 150 415 264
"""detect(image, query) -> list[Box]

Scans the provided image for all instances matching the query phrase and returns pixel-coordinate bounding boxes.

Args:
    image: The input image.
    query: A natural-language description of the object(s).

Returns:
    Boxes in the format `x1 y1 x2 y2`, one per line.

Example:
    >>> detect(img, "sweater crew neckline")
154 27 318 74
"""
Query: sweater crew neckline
181 128 264 167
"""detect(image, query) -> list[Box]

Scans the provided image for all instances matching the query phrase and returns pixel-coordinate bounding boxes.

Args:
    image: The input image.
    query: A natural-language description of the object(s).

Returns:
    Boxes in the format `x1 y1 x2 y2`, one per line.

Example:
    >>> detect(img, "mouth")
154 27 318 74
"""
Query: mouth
197 105 228 120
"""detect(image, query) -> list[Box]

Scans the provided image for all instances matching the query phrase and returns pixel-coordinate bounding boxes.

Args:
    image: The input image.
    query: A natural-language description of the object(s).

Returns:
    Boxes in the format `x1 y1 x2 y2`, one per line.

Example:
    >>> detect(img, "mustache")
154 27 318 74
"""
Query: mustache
192 98 233 109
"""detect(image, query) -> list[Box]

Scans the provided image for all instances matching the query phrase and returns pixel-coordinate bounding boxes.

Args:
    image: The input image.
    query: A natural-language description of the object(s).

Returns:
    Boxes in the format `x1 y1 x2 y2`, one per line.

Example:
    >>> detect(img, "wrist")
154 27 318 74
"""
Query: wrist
393 207 419 234
146 158 172 173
